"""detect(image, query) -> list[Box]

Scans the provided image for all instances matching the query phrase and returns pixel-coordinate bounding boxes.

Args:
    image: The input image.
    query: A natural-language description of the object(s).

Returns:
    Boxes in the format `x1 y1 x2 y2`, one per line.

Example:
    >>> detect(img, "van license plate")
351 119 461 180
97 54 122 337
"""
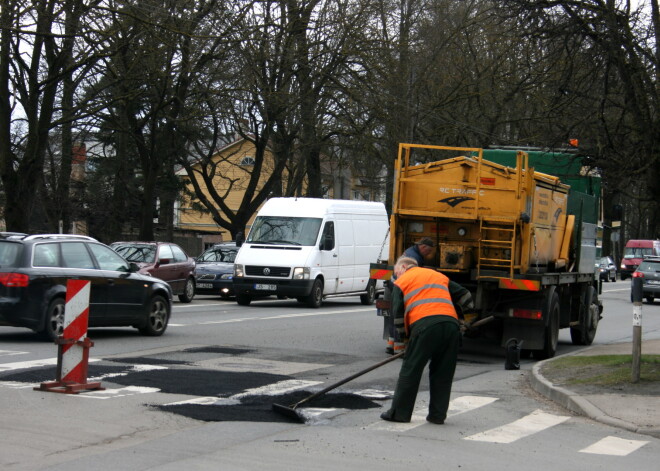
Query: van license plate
255 284 276 291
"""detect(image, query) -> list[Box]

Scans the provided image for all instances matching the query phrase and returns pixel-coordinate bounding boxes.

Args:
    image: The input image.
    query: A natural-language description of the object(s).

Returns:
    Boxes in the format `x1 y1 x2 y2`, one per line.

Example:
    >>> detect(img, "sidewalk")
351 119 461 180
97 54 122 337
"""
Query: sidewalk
530 339 660 439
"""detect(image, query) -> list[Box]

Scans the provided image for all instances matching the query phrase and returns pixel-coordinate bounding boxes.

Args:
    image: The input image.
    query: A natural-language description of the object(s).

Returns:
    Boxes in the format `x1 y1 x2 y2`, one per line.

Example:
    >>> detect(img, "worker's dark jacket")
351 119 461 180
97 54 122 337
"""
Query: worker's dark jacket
392 267 471 339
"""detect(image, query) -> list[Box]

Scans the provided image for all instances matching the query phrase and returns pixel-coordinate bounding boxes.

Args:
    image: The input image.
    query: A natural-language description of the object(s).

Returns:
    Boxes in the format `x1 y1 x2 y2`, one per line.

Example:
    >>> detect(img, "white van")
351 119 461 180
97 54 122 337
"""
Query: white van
233 197 389 307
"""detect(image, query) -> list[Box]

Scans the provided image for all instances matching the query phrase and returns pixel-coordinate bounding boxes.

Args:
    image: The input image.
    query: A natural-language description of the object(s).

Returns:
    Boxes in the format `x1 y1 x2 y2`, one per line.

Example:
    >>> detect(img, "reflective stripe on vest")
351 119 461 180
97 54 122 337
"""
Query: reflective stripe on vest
395 267 457 334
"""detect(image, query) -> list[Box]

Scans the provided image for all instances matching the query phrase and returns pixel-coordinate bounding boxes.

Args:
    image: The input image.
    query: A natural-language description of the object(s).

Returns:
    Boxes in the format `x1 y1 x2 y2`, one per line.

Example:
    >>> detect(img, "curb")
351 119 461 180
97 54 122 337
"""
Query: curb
530 356 660 439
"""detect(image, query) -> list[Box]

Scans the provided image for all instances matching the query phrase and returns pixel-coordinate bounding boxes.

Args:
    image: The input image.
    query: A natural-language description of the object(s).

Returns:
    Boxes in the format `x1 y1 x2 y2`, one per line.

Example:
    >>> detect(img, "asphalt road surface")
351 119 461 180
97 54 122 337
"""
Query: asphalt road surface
0 284 658 470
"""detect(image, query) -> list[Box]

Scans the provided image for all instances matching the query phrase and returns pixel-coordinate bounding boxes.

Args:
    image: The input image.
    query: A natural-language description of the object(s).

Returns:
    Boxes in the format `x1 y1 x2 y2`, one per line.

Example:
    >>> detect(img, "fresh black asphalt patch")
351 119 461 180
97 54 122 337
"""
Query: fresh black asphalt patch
156 390 382 423
109 368 290 396
183 346 256 355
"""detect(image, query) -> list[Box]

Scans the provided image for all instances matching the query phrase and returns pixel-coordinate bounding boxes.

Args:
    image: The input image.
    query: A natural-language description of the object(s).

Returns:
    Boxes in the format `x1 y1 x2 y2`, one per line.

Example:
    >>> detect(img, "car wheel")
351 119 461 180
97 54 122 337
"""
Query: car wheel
646 295 655 304
40 297 65 341
360 281 376 305
178 277 195 303
139 295 170 336
306 279 323 308
236 294 252 306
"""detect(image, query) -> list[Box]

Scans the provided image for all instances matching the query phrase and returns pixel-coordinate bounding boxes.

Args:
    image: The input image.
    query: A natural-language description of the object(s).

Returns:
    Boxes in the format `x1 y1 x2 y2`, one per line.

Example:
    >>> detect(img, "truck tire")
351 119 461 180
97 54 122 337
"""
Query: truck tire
306 278 323 308
236 294 252 306
360 281 376 305
534 291 559 360
570 285 599 346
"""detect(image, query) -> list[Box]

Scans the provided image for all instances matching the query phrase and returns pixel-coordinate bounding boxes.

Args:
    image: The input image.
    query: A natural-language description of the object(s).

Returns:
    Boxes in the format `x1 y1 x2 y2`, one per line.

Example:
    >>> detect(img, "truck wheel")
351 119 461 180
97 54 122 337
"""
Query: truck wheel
236 294 252 306
40 297 65 341
534 291 559 360
306 279 323 308
360 281 376 305
178 277 195 303
570 286 598 346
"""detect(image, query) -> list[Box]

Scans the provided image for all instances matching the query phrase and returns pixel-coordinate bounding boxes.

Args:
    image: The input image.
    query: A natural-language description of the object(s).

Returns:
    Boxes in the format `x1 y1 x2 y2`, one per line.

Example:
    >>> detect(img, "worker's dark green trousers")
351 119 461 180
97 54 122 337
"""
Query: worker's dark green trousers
384 316 460 422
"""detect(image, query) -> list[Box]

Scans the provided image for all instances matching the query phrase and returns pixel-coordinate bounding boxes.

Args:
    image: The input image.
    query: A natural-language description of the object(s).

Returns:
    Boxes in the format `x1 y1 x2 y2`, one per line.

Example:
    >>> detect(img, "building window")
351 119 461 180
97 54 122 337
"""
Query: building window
240 156 255 166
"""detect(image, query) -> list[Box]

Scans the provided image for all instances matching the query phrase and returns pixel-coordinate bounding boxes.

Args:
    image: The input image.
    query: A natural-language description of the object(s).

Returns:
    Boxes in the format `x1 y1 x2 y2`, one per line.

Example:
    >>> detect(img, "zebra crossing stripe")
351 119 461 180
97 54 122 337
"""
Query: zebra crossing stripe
369 395 498 431
464 409 570 443
579 436 649 456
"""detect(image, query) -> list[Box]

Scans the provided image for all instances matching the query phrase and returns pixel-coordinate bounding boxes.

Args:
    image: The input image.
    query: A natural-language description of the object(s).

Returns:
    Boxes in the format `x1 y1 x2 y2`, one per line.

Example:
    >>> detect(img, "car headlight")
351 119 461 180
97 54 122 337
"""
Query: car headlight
234 264 244 277
220 273 233 280
292 267 310 279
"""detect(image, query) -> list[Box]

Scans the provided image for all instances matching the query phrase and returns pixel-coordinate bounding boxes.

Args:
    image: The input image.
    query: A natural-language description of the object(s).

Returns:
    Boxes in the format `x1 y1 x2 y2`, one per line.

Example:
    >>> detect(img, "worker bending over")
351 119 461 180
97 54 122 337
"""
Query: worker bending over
380 256 473 424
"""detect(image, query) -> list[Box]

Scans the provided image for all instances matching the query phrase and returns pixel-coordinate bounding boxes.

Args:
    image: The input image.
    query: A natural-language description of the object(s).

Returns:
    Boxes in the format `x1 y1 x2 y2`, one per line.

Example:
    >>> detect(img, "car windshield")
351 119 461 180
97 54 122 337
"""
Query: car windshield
0 241 22 268
113 244 157 263
638 261 660 272
623 247 654 259
198 247 238 263
247 216 322 246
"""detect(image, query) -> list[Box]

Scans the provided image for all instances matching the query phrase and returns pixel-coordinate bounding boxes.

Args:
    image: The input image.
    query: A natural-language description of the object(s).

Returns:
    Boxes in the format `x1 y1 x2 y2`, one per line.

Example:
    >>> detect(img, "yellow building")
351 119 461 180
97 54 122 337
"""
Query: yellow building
175 136 386 246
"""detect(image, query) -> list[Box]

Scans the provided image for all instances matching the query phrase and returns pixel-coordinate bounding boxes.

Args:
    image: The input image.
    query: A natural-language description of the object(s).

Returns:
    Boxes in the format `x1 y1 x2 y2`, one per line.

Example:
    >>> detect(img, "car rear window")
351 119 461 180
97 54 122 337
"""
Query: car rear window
639 261 660 272
0 241 23 268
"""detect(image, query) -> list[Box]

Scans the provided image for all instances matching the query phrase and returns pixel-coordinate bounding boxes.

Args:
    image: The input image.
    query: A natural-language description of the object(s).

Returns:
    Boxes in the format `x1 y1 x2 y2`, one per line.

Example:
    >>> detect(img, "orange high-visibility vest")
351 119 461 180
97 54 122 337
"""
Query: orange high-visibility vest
395 267 457 334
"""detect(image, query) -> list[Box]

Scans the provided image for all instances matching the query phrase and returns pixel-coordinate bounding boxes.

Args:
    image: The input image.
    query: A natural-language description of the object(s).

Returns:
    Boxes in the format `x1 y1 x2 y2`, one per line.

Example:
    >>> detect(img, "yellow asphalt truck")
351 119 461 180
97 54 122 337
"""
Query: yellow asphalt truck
372 144 603 359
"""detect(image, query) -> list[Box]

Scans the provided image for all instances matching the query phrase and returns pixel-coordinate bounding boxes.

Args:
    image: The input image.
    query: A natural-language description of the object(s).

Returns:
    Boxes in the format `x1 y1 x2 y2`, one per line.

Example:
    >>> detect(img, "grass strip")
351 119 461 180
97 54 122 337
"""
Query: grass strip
541 354 660 386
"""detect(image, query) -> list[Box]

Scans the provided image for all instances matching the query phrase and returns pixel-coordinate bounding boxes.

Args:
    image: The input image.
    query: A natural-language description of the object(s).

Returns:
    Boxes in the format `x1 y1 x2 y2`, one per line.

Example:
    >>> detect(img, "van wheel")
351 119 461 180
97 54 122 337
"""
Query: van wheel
237 294 252 306
40 297 65 341
360 281 376 305
178 277 195 303
306 279 323 308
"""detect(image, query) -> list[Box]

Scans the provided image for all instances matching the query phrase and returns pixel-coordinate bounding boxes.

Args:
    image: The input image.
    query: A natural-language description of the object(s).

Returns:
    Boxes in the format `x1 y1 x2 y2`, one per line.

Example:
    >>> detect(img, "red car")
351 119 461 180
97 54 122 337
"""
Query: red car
111 241 196 302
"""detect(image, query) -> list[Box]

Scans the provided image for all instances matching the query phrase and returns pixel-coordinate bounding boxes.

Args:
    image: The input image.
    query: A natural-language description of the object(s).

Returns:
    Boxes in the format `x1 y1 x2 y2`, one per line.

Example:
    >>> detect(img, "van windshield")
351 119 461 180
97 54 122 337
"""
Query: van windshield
247 216 322 246
623 247 653 259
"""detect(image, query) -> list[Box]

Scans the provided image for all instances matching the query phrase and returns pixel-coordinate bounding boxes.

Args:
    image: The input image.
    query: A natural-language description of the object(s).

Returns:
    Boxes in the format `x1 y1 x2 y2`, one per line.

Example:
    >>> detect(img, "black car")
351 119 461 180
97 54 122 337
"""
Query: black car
632 256 660 304
195 243 238 298
0 234 173 340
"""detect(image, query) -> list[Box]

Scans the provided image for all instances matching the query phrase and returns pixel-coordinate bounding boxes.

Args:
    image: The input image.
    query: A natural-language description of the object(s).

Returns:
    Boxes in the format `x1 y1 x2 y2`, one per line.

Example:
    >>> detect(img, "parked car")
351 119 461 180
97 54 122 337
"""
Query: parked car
595 256 617 282
110 241 196 303
195 243 238 298
0 234 173 340
631 255 660 304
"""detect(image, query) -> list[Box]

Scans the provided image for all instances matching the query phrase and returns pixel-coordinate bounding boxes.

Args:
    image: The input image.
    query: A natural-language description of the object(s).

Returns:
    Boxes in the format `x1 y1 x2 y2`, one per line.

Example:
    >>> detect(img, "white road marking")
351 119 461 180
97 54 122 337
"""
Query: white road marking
75 386 161 399
464 409 570 443
579 436 649 456
197 308 372 326
162 379 322 406
0 357 100 372
369 395 498 432
0 349 28 357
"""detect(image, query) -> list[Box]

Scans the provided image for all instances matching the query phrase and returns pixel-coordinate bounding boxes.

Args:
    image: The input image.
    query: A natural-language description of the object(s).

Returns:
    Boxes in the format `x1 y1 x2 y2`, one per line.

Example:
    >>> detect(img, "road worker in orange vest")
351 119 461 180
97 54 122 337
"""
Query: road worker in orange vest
380 256 473 424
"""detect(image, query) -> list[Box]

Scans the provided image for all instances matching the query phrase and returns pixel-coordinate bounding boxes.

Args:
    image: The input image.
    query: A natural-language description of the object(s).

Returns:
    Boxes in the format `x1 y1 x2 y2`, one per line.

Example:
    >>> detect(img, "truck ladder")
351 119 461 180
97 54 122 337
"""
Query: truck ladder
477 217 518 279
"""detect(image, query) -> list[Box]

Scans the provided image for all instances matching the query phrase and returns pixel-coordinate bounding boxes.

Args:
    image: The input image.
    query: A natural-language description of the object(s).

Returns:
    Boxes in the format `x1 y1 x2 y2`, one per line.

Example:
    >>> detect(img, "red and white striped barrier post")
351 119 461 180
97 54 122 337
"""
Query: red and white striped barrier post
35 280 104 394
